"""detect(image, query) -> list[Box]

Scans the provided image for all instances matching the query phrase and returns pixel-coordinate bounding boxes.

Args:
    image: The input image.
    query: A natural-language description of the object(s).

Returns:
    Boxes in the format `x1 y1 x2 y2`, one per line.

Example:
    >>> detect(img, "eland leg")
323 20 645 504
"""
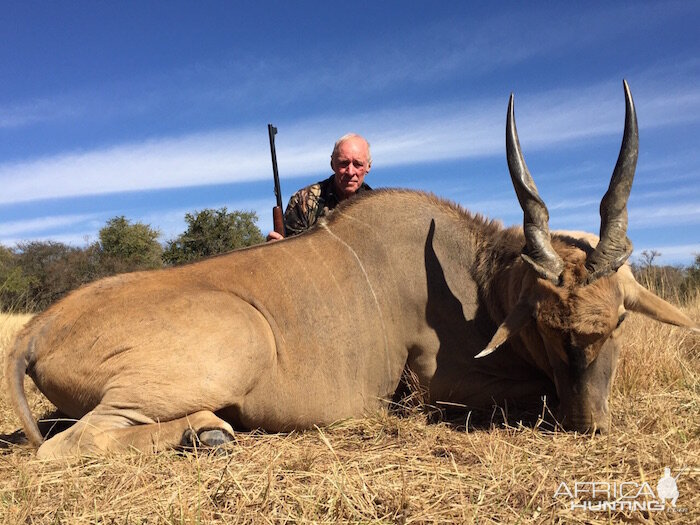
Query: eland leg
36 406 234 459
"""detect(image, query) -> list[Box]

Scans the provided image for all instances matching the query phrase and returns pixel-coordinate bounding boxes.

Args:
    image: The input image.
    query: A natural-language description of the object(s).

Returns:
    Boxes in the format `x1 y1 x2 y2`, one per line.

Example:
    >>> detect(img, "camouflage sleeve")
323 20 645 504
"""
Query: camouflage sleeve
283 185 321 237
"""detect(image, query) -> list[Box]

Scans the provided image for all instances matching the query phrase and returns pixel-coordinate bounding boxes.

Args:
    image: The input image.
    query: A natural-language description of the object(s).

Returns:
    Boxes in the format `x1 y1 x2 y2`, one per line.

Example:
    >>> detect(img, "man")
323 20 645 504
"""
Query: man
266 133 372 241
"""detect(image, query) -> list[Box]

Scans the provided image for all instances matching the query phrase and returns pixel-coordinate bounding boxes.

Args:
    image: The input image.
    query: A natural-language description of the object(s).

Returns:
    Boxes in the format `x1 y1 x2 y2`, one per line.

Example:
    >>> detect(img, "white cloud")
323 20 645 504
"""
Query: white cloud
629 204 700 227
0 213 99 237
632 243 700 264
0 98 80 129
1 76 699 214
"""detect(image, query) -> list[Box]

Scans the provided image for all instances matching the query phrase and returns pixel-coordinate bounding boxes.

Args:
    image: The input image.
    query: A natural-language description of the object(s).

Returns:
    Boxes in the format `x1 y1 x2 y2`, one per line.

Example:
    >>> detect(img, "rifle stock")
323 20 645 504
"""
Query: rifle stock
272 206 285 236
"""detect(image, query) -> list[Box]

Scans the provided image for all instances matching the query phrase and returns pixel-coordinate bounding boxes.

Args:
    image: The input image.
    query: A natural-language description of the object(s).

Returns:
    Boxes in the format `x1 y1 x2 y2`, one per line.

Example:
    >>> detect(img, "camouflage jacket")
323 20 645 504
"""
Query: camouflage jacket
283 174 372 237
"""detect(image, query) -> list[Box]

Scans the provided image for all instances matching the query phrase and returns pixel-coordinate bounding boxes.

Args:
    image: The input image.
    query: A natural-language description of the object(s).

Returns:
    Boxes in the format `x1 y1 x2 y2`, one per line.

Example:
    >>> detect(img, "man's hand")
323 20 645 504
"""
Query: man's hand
266 231 284 242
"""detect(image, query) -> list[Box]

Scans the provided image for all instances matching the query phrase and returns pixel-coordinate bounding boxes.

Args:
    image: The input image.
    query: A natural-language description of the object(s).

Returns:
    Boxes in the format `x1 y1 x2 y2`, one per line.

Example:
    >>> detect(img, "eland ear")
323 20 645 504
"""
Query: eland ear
475 301 533 358
624 281 699 332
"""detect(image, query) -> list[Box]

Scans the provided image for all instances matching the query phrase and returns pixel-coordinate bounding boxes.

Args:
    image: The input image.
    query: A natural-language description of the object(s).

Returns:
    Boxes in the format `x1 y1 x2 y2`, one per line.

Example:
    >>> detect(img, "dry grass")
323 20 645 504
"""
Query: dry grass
0 304 698 524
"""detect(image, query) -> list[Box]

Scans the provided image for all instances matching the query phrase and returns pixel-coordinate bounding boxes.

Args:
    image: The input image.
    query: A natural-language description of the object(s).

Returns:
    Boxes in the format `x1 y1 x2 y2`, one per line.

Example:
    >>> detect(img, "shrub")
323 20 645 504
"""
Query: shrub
0 245 33 311
631 250 699 305
11 241 87 311
0 217 163 312
98 216 163 273
163 208 264 265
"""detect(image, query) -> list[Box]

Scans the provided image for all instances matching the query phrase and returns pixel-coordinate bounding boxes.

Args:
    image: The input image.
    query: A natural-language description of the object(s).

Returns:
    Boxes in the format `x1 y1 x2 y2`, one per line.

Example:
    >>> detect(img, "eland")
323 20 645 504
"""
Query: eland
6 81 698 458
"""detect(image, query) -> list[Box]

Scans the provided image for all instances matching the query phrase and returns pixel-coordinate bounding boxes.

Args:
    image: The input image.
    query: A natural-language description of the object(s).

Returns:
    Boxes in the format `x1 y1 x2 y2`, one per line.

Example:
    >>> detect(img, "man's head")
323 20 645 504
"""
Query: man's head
330 134 372 200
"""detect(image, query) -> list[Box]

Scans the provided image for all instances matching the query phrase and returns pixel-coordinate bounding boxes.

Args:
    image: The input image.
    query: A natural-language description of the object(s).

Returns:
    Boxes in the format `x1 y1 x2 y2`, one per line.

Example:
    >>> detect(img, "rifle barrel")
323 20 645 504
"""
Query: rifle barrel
268 124 283 209
268 124 285 236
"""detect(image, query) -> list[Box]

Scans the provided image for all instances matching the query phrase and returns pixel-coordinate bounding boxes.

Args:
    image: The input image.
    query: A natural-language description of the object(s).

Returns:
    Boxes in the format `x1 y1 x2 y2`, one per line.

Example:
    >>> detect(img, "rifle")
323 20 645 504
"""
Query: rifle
267 124 285 236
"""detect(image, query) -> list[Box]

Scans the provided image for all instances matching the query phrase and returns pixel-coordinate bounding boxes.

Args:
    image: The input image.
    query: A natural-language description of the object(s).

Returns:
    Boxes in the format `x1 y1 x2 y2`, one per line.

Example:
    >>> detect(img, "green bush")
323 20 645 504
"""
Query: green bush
0 210 265 311
99 216 163 273
0 245 33 311
0 217 163 312
11 241 87 311
163 208 264 265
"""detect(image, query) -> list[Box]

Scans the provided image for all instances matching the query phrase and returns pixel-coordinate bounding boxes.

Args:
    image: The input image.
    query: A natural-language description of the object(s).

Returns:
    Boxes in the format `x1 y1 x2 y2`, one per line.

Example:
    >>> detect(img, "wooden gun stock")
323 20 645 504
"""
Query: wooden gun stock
273 206 285 236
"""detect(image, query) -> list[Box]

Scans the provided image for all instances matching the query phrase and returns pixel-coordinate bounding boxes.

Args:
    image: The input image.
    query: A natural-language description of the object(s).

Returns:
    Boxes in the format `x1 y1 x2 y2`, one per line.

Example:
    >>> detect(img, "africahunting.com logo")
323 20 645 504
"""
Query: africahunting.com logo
553 467 688 512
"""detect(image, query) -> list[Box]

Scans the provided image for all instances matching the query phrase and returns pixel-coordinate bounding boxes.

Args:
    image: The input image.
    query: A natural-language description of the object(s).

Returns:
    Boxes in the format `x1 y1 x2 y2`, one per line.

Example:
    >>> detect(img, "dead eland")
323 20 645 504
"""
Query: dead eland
6 81 698 458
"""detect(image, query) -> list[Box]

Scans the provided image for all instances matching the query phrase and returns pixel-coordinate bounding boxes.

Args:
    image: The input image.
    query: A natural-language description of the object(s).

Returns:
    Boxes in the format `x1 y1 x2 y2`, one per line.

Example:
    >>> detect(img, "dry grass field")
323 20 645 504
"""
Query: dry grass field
0 300 698 524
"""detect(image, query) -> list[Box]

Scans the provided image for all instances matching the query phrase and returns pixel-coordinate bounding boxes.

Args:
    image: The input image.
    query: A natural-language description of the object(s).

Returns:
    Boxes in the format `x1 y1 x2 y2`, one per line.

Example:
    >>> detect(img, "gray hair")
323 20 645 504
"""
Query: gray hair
331 133 372 166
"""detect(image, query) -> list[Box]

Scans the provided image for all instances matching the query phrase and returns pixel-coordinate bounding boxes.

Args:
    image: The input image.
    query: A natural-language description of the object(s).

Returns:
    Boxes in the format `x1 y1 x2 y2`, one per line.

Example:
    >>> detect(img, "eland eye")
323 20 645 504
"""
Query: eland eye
616 313 627 328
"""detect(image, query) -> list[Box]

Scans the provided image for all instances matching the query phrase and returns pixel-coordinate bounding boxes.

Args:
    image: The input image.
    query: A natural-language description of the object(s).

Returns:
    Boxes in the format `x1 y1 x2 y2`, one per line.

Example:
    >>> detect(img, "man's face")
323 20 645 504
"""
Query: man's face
331 137 371 199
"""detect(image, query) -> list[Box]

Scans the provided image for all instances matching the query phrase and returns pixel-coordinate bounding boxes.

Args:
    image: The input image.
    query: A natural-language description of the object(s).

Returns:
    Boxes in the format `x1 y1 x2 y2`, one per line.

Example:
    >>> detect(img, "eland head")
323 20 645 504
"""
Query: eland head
476 81 698 433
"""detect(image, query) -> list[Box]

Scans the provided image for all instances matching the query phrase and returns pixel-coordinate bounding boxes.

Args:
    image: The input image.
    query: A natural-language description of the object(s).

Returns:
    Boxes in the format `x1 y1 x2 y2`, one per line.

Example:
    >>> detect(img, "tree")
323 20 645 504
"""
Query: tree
13 241 89 311
0 241 108 312
163 208 264 265
99 216 163 273
639 249 661 268
0 244 33 311
0 217 161 312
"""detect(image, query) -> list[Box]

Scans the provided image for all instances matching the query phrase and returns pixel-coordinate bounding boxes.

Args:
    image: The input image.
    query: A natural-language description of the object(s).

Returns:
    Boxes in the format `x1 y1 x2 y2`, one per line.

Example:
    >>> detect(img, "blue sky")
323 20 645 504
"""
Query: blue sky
1 1 698 264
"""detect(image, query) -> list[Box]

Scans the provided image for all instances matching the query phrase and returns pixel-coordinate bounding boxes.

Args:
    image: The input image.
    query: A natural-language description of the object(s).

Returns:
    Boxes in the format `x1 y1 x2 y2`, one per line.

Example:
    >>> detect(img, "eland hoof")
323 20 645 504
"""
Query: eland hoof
180 428 233 452
199 429 233 447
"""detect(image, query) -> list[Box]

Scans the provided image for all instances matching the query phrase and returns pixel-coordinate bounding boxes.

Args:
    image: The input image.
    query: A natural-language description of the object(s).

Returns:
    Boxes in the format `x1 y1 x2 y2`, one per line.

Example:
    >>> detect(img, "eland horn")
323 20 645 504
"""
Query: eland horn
585 80 638 282
506 94 564 284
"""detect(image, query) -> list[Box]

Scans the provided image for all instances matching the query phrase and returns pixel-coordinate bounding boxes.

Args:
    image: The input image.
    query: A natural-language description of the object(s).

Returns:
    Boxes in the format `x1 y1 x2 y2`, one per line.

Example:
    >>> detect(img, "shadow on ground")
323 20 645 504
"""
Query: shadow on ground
0 410 75 451
390 373 562 433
